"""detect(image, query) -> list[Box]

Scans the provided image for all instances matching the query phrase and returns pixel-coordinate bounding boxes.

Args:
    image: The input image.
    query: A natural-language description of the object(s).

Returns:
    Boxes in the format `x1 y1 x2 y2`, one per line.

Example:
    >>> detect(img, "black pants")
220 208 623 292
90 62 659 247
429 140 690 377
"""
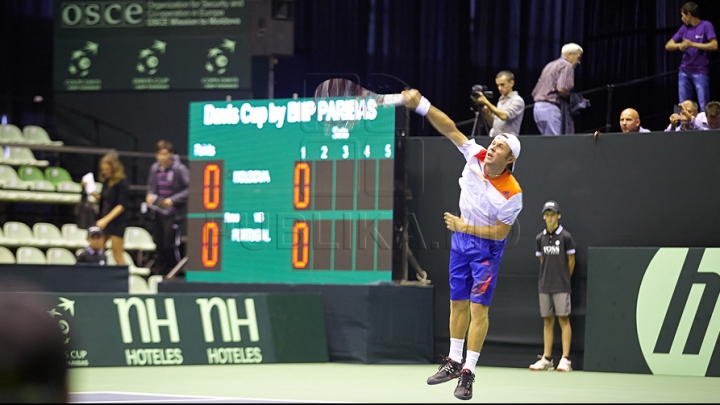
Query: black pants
151 214 182 275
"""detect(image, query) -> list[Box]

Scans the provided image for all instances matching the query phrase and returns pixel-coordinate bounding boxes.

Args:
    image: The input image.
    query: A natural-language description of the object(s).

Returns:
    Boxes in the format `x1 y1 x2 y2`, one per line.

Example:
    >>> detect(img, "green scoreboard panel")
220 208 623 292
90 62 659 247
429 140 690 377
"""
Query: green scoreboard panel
186 97 398 284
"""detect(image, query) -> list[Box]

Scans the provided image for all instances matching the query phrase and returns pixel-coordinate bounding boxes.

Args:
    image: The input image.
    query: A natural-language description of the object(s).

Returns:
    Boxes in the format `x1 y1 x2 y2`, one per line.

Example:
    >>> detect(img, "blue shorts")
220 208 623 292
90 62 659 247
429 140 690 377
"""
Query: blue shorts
448 232 506 306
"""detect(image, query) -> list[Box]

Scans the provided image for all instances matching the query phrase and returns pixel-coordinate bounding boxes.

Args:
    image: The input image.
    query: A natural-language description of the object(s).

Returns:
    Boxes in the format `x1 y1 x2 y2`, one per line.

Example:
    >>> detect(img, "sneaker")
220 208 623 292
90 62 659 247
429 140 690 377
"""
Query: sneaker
426 356 462 385
529 355 554 371
556 356 572 372
453 369 474 400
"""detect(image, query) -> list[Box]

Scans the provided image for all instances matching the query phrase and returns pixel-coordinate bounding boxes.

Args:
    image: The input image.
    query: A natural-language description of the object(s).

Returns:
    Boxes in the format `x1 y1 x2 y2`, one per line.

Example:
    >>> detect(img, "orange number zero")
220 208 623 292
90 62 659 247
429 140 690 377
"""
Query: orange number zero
293 162 311 209
203 164 220 210
292 221 309 269
201 222 219 267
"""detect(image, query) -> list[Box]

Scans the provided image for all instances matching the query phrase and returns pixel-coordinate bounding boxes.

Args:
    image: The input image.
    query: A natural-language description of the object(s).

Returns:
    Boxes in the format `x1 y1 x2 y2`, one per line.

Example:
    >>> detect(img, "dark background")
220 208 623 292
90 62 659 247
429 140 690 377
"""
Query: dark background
2 0 720 370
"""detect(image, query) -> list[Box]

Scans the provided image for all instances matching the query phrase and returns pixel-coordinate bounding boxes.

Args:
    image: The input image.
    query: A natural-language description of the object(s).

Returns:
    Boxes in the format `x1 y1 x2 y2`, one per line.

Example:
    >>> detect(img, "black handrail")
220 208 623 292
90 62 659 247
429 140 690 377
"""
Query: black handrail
458 59 720 134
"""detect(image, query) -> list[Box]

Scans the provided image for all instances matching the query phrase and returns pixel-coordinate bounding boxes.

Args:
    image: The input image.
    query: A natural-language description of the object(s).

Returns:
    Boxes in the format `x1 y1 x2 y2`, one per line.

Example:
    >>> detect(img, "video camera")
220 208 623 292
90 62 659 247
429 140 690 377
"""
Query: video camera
471 84 494 100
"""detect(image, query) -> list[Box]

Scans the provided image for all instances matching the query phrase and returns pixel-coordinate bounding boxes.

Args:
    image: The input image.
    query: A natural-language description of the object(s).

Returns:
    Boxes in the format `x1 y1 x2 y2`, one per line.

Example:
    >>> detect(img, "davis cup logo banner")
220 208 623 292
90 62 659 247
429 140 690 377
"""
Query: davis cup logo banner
637 248 720 376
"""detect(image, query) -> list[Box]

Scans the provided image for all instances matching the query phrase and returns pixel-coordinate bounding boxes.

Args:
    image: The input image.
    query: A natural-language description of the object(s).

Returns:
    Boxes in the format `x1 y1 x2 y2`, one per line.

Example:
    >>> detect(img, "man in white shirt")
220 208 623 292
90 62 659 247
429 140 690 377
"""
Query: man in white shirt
474 70 525 137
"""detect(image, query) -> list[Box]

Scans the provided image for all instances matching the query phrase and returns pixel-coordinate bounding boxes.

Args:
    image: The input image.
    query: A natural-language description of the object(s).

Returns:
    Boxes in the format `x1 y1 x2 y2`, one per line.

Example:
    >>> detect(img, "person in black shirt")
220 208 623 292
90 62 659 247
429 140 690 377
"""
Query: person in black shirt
88 152 130 265
75 226 107 265
529 200 576 372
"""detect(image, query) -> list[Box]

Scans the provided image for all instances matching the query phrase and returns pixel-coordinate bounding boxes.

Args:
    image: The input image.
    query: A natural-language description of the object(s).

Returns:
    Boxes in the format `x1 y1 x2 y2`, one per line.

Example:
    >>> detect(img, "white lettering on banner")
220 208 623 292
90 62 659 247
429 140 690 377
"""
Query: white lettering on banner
240 103 268 129
202 99 380 128
114 298 180 343
232 170 271 184
231 228 271 242
124 348 184 366
203 104 240 125
196 298 260 343
206 347 263 364
60 2 145 28
193 142 216 157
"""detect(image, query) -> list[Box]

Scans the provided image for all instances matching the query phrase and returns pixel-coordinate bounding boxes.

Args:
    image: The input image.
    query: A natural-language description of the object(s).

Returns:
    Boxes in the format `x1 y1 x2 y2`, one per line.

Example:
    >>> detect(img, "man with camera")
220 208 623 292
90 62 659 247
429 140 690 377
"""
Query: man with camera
473 71 525 137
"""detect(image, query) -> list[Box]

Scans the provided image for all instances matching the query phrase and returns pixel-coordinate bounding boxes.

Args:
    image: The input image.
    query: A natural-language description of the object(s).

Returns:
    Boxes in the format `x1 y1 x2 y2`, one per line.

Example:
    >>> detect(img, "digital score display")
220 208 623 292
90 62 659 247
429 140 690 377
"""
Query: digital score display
185 97 398 284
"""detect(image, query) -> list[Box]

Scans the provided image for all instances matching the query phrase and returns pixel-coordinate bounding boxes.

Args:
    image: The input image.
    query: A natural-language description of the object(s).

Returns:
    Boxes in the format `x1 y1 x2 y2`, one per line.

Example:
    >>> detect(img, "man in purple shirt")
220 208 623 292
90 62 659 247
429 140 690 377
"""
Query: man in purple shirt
665 2 717 112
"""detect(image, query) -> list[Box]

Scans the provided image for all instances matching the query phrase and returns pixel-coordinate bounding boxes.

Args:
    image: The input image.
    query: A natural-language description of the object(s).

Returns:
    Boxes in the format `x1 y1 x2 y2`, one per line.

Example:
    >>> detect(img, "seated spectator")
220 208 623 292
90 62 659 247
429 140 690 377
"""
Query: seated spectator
75 226 107 265
619 108 650 133
665 100 699 131
693 101 720 130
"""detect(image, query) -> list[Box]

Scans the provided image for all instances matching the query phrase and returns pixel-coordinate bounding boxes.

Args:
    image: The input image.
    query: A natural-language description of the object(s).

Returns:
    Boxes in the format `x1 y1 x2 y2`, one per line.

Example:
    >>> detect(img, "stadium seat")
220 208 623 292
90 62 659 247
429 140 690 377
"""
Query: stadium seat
0 246 15 263
0 124 27 144
33 223 70 248
45 166 74 185
0 164 20 188
61 224 89 249
4 146 49 167
106 250 151 276
17 165 46 182
124 226 157 251
128 274 153 295
3 221 40 248
22 125 63 146
46 247 77 265
16 246 47 264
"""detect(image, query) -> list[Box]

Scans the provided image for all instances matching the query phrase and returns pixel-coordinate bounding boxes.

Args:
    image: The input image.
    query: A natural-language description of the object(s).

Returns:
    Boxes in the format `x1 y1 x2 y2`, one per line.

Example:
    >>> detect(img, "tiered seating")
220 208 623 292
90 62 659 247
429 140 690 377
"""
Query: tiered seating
22 125 64 146
0 246 15 263
46 247 77 265
0 165 81 203
1 124 64 146
16 246 47 264
0 146 50 167
105 250 151 276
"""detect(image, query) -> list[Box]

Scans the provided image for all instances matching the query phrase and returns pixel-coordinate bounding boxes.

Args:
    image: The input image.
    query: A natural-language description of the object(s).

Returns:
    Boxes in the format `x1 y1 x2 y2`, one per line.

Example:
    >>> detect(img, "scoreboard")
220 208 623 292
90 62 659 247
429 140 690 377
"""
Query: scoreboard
185 97 401 284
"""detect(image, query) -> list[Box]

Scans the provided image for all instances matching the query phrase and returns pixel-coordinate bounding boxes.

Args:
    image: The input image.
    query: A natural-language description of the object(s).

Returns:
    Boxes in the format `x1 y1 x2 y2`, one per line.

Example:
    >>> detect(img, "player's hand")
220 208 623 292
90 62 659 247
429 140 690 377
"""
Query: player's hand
444 212 467 233
679 39 692 51
146 194 155 205
160 198 173 208
401 89 422 110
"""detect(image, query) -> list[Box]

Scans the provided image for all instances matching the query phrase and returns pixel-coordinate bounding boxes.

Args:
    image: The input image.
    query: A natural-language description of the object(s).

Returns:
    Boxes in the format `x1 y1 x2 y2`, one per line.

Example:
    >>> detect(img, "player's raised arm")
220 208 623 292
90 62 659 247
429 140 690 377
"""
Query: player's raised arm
403 89 468 147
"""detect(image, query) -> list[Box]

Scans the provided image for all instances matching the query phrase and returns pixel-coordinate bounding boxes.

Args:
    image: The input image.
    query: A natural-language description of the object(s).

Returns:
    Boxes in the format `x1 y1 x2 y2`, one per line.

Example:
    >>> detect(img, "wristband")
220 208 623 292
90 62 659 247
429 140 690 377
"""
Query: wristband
415 96 431 116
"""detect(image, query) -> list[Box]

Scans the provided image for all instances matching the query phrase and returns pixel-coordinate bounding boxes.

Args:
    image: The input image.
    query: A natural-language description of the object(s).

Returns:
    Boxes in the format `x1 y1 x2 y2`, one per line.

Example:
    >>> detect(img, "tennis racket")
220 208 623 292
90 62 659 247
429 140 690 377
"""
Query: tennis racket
312 78 406 133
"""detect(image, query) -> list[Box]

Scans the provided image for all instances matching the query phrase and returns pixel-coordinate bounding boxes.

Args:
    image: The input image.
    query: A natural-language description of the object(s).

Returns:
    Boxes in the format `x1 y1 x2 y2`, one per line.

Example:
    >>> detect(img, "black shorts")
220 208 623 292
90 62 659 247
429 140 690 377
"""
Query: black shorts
103 219 128 238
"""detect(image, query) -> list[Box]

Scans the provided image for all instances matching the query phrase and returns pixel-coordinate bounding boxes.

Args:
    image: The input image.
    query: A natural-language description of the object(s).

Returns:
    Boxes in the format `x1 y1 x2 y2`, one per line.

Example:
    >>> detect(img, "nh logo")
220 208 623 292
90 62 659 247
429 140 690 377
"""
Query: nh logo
637 248 720 376
196 298 260 343
114 298 180 343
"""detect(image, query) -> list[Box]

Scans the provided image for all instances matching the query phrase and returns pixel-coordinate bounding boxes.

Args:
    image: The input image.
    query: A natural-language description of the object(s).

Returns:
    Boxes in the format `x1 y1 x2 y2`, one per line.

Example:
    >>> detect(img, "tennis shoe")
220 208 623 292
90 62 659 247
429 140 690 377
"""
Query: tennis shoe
529 355 554 371
556 356 572 372
426 356 462 385
453 369 475 400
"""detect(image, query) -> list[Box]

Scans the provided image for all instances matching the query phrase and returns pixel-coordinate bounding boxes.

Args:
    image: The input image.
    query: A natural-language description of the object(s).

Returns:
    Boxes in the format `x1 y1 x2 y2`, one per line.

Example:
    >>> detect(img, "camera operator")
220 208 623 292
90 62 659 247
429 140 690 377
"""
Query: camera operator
474 70 525 137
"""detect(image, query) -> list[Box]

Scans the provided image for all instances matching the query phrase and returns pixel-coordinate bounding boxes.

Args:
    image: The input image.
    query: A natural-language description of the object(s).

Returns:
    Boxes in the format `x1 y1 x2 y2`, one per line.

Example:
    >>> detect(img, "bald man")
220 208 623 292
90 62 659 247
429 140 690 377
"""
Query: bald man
619 108 650 133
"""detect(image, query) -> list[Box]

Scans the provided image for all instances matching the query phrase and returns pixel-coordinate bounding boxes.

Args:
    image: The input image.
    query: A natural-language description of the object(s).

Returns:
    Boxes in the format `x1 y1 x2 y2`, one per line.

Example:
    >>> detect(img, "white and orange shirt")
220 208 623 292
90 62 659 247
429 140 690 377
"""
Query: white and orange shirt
457 139 523 228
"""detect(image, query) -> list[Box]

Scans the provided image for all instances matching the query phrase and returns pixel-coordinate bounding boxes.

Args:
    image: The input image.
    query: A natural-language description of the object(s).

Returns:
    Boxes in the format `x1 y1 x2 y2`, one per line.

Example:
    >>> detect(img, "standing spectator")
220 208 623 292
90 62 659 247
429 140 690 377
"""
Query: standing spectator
75 226 107 265
531 43 584 136
89 152 129 265
474 70 525 137
529 201 576 372
401 89 523 400
665 100 699 131
619 108 651 133
146 140 190 276
665 2 717 112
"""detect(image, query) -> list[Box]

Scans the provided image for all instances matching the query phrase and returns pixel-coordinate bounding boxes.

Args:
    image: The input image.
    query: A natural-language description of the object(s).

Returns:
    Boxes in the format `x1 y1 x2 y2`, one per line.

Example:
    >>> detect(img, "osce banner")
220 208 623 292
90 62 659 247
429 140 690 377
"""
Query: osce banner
20 292 328 367
585 247 720 377
53 0 251 91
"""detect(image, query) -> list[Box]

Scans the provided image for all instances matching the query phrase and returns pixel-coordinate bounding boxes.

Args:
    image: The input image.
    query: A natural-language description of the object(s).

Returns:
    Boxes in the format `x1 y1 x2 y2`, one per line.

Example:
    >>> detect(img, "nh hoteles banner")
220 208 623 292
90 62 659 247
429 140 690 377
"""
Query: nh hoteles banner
12 292 328 367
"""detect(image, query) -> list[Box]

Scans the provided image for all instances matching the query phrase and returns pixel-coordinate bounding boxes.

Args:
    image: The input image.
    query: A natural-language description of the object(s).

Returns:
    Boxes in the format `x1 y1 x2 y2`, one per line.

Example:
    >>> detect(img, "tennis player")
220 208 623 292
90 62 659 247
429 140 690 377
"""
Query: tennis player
402 89 522 400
